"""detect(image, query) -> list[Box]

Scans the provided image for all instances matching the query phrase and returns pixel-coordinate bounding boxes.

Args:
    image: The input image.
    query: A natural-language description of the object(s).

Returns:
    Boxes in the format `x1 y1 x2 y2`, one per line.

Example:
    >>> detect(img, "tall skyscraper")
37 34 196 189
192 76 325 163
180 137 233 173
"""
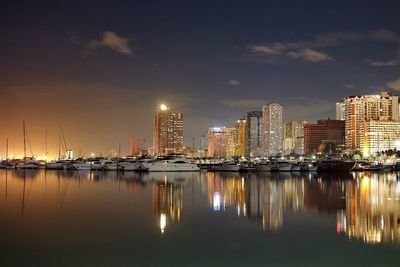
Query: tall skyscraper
283 120 307 155
234 119 247 157
336 101 345 120
153 104 184 156
263 103 283 156
344 91 399 151
207 127 236 158
245 111 263 157
200 134 208 151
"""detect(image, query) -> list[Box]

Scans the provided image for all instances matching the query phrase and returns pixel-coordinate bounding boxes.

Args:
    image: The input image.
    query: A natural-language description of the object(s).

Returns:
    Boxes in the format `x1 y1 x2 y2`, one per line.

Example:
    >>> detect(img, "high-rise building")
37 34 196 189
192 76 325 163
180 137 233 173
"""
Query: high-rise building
263 103 283 156
245 111 263 157
336 101 345 120
283 120 307 155
360 121 400 156
130 137 141 156
200 134 208 151
344 91 399 151
207 127 236 158
153 104 184 156
304 119 345 155
234 119 247 157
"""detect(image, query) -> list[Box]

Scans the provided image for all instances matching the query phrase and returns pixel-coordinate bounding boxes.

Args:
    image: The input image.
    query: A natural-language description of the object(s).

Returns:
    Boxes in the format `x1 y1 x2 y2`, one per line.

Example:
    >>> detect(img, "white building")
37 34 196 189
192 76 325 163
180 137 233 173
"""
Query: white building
336 101 345 120
344 91 399 151
263 103 283 156
360 121 400 156
283 120 307 155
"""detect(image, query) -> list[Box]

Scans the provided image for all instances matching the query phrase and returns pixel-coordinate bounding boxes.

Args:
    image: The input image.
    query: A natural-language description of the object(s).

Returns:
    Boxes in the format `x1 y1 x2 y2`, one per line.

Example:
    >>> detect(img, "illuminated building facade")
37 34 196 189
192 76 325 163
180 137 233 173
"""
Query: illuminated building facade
153 105 184 156
263 103 283 156
336 100 345 120
207 127 236 158
234 119 247 157
360 121 400 156
245 111 263 157
283 120 307 155
130 137 141 156
344 91 399 151
304 119 345 155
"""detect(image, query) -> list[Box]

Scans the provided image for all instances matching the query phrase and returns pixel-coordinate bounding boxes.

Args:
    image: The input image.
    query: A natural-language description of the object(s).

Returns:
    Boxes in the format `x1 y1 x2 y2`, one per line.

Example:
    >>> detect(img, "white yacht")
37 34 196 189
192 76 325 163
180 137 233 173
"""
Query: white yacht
73 161 104 170
119 161 148 171
275 161 293 172
255 162 272 172
211 163 240 172
143 157 200 172
45 161 64 170
103 160 122 171
16 160 40 169
291 163 302 172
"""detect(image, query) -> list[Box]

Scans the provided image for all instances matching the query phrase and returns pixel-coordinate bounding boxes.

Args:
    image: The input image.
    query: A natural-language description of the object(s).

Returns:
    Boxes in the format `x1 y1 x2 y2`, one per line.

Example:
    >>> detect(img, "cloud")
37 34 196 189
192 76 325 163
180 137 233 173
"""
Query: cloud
343 83 356 89
287 49 333 62
366 59 400 66
386 78 400 90
251 46 282 55
248 29 400 63
87 31 133 55
226 80 241 86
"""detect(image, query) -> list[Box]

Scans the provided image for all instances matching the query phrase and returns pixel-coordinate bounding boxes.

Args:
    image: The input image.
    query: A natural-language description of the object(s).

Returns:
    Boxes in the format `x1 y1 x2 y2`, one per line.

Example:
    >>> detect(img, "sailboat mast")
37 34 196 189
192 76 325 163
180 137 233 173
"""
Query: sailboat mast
58 135 61 160
23 120 26 159
45 128 48 158
6 137 8 161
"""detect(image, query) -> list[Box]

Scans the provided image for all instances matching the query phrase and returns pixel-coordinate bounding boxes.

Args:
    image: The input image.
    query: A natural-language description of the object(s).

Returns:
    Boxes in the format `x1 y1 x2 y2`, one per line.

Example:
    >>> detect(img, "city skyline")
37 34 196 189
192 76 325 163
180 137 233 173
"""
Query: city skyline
1 1 400 158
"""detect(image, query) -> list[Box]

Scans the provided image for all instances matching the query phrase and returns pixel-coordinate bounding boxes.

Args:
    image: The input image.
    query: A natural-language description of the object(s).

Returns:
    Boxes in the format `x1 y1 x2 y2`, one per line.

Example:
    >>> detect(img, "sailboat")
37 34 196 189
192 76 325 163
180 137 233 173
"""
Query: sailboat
16 121 39 169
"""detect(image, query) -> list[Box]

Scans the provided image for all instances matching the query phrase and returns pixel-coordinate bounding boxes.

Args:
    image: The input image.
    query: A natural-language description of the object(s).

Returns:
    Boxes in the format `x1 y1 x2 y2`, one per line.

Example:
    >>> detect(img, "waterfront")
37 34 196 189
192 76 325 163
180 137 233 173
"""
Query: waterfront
1 170 400 266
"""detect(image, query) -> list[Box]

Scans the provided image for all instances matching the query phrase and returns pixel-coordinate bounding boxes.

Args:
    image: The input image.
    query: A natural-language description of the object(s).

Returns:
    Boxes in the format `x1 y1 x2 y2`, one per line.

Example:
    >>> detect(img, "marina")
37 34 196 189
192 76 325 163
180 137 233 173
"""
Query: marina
1 169 400 266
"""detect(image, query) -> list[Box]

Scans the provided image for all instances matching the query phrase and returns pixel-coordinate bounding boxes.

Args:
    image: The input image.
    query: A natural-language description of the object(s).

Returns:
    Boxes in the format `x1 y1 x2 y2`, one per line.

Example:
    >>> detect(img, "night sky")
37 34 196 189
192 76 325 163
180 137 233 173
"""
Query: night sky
1 0 400 158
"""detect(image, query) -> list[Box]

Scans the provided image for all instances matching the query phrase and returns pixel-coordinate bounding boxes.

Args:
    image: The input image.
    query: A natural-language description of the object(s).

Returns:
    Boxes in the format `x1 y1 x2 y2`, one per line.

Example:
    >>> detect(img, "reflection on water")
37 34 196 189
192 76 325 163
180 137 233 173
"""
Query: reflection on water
206 171 400 244
338 172 400 244
153 181 183 234
1 169 400 247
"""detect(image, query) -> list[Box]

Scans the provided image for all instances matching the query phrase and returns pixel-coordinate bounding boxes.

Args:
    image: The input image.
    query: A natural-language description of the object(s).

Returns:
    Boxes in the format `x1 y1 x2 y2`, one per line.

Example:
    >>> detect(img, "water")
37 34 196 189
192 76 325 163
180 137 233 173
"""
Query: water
0 170 400 266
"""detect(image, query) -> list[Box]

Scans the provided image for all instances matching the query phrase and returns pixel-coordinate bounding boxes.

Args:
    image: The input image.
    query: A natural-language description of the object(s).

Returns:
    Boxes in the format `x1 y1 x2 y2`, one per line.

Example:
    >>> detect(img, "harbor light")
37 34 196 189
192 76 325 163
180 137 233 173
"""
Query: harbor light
66 149 74 160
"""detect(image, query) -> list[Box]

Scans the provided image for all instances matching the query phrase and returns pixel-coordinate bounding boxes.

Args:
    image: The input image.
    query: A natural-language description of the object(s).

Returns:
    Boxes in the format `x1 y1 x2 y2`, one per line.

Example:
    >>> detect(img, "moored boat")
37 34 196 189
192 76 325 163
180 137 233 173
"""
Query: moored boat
143 156 200 172
316 159 355 172
255 162 272 172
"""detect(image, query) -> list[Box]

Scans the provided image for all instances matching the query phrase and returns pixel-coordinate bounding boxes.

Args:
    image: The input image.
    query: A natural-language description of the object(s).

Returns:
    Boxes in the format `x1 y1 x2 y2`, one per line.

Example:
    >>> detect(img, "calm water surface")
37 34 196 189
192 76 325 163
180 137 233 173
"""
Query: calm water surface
1 170 400 266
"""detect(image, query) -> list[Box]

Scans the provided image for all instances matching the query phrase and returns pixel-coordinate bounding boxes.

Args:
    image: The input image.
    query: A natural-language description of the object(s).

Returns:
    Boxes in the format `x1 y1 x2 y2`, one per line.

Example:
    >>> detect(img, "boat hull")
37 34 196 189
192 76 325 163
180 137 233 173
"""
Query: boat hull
145 163 200 172
317 161 356 172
